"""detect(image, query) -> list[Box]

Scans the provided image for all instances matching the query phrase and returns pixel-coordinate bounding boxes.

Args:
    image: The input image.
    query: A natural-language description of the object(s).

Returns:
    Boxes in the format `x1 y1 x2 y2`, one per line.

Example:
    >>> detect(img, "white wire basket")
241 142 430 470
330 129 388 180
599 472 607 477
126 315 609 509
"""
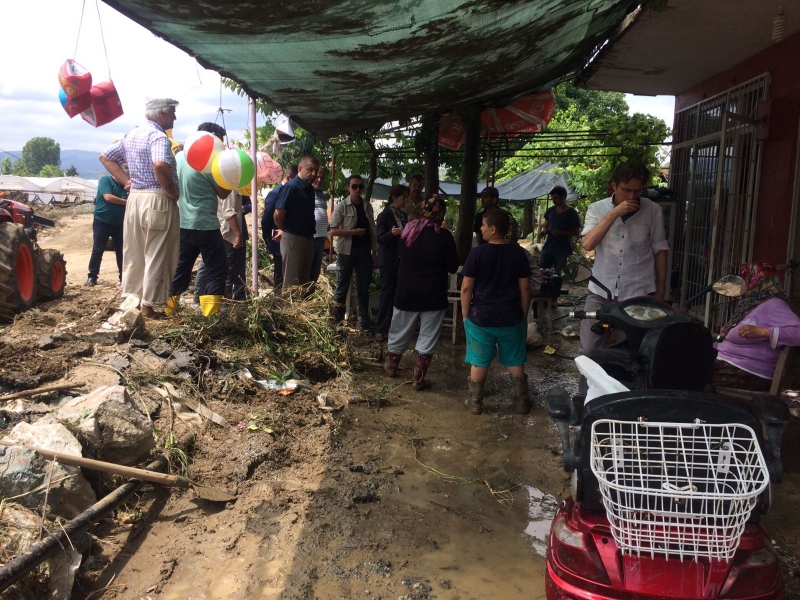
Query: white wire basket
590 419 770 562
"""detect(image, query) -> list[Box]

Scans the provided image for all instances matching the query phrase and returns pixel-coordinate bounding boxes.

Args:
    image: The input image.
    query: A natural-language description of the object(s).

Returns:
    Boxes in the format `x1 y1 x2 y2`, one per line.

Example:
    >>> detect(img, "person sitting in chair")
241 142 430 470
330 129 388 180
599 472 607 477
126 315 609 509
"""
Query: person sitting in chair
714 262 800 391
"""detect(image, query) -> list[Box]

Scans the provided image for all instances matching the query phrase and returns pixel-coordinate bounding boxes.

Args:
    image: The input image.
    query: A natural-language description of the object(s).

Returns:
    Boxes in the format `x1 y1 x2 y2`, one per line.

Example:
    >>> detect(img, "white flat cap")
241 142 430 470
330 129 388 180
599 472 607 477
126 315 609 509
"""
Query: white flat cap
145 97 179 110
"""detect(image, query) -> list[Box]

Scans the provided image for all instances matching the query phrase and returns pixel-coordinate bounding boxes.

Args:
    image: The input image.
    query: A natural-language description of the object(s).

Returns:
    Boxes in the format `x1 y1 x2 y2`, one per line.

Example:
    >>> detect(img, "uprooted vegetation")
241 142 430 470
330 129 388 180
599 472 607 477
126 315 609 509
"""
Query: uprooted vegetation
0 274 374 600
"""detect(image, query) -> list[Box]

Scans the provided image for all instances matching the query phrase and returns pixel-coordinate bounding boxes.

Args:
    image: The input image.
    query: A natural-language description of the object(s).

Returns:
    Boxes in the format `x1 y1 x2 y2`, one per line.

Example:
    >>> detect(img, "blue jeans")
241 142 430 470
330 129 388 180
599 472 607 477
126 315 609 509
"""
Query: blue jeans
538 247 569 274
310 236 326 282
88 219 123 280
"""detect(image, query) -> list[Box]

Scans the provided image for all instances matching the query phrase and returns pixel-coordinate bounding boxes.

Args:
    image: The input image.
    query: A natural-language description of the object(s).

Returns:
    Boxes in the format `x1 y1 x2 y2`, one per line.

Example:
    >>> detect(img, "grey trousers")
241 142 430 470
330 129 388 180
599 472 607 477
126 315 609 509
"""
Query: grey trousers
388 308 446 355
280 231 313 287
578 291 627 394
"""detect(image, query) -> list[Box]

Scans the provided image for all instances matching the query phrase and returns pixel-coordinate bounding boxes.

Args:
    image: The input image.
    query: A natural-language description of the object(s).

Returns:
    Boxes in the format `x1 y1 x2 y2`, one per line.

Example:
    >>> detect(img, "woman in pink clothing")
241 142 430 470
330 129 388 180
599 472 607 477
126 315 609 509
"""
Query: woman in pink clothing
714 262 800 391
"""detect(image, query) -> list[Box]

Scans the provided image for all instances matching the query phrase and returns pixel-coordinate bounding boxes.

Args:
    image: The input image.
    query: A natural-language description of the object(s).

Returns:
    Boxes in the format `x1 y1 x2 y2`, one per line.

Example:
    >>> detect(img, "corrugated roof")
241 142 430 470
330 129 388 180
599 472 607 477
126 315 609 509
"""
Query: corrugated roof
101 0 639 136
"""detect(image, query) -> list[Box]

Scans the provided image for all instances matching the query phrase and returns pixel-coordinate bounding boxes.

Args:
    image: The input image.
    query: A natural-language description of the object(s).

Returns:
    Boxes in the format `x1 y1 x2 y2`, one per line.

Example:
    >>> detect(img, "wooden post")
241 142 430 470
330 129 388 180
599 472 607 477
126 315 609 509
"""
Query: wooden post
455 105 482 264
249 98 259 293
423 113 440 196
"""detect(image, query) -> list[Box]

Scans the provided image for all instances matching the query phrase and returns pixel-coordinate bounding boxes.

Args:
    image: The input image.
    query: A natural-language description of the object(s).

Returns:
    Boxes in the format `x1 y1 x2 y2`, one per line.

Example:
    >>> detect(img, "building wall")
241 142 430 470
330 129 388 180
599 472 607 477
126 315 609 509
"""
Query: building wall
675 31 800 267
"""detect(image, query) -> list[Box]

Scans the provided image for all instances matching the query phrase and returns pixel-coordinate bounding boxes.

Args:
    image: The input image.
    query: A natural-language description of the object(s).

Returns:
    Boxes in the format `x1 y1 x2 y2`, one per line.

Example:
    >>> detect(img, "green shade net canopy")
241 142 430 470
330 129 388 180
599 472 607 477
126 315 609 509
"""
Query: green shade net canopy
101 0 638 136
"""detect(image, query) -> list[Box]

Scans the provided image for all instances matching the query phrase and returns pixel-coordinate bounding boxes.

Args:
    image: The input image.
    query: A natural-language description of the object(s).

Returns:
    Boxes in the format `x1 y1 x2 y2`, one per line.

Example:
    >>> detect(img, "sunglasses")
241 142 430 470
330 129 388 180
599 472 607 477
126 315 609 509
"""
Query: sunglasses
351 184 364 190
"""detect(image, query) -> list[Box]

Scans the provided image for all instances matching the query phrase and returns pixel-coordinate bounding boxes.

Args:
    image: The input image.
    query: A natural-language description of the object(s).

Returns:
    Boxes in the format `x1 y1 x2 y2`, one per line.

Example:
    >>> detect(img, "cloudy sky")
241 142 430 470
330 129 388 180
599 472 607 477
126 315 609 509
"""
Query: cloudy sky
2 0 674 156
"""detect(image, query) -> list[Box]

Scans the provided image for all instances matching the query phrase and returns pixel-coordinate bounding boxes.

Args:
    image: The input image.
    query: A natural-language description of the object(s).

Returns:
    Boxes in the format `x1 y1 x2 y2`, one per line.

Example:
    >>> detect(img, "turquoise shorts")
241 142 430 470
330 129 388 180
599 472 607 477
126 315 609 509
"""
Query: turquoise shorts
464 318 527 368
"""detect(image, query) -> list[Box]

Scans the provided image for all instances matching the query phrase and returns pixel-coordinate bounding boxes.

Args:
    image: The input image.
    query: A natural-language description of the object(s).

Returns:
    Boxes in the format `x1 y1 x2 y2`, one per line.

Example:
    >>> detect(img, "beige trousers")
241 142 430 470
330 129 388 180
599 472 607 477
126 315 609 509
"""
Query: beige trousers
122 190 180 308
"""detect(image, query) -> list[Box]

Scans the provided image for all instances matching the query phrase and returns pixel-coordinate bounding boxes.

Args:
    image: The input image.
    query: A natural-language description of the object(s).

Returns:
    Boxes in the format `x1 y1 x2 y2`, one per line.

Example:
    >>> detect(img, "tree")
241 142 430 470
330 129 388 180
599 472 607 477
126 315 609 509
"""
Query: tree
65 165 79 177
38 164 63 178
0 157 11 175
22 137 60 175
11 159 32 177
496 82 669 217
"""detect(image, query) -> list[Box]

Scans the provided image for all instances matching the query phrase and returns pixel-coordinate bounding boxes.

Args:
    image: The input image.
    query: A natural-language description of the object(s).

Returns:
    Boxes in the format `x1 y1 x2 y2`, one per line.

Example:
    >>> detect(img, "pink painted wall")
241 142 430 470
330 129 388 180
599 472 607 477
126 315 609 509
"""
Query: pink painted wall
676 31 800 266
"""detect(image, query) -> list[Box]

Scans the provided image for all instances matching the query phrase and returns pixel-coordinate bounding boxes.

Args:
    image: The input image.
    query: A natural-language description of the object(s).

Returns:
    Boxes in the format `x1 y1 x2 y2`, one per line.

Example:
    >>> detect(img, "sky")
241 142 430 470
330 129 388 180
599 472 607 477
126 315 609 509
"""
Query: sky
1 0 675 157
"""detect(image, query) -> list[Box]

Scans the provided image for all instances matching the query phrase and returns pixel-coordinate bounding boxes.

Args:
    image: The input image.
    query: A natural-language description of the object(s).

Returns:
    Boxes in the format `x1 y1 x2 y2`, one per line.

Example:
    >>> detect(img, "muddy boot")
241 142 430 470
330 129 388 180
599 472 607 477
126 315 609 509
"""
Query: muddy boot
385 352 402 378
412 353 433 391
512 374 531 414
330 303 345 324
465 378 485 415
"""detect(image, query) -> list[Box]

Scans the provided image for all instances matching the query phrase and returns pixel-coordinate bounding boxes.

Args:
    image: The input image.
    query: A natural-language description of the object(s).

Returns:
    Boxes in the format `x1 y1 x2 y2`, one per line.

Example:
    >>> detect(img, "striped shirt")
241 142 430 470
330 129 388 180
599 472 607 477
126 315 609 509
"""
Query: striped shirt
314 190 329 238
582 196 669 299
102 120 177 192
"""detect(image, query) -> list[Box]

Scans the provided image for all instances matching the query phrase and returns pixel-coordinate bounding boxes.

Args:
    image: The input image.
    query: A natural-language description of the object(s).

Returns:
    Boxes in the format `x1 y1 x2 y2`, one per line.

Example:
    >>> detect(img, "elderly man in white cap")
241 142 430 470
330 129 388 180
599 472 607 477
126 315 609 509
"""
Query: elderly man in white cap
99 97 180 319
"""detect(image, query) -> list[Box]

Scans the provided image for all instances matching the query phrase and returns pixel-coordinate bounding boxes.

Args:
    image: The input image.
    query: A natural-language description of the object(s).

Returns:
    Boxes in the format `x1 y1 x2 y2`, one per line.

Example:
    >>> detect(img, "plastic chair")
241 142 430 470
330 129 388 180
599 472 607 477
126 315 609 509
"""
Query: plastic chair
442 267 462 345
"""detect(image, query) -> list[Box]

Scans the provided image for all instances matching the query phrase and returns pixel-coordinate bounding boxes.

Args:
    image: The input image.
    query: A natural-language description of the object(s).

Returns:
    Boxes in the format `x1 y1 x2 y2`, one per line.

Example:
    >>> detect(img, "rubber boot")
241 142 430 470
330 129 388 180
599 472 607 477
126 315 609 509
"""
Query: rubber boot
385 352 402 378
199 294 223 317
164 295 180 316
512 374 531 414
412 353 433 391
465 378 485 415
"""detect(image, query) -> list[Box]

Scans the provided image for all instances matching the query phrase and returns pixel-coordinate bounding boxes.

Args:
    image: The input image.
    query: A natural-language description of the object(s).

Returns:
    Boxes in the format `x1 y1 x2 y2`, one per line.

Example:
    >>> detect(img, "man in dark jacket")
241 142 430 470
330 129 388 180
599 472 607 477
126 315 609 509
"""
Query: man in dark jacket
261 164 297 287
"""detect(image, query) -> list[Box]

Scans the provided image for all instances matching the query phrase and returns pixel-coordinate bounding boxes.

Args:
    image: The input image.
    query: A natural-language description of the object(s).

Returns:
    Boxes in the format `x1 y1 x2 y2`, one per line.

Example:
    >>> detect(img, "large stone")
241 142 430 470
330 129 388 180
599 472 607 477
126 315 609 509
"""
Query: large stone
1 420 97 519
108 306 144 331
55 385 154 465
2 502 83 600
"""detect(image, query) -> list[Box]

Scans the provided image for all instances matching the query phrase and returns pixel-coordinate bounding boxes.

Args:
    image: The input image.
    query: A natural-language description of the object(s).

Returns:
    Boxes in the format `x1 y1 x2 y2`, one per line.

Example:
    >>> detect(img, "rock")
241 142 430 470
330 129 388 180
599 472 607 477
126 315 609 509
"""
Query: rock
1 502 83 600
108 307 144 331
1 420 97 518
35 335 58 350
169 350 195 373
105 354 130 370
55 385 154 465
148 339 173 358
79 327 125 346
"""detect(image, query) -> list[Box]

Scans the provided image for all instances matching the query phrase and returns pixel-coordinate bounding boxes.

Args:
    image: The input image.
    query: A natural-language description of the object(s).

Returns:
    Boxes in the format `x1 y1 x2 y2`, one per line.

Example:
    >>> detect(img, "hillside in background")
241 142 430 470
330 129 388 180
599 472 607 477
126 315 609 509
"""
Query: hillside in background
0 149 104 179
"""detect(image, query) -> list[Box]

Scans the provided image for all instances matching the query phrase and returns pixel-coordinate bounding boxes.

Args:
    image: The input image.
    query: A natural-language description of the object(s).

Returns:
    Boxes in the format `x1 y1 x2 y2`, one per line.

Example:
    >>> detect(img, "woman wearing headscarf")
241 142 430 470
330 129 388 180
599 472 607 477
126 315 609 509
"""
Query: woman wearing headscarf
714 262 800 390
374 184 409 342
385 194 459 390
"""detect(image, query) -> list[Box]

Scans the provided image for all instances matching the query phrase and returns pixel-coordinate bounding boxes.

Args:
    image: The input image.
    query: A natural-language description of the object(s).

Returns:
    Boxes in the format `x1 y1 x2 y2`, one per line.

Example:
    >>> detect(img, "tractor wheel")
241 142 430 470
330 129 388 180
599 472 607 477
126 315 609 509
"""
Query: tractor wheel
0 222 37 317
36 249 67 300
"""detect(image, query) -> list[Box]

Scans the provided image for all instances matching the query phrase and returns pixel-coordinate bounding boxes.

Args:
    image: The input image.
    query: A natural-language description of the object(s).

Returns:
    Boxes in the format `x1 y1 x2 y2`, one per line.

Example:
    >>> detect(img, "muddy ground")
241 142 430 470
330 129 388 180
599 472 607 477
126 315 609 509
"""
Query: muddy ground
2 207 800 599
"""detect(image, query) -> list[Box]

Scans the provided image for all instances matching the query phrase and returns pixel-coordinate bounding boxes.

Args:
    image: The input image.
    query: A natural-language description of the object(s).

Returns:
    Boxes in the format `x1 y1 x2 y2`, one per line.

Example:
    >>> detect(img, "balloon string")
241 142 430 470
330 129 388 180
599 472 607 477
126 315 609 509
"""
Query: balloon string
95 0 112 79
73 0 87 60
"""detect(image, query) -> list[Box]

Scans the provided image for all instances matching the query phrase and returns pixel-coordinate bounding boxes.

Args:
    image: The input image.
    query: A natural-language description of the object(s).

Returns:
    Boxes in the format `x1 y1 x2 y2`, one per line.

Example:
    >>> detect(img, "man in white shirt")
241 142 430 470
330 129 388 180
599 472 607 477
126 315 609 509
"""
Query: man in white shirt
579 160 669 393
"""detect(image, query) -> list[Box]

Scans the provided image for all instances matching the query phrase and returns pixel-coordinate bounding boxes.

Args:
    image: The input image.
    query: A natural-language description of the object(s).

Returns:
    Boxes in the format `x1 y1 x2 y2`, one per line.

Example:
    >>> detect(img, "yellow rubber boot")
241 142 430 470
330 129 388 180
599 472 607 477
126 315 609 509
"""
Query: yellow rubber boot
164 296 180 316
199 294 223 317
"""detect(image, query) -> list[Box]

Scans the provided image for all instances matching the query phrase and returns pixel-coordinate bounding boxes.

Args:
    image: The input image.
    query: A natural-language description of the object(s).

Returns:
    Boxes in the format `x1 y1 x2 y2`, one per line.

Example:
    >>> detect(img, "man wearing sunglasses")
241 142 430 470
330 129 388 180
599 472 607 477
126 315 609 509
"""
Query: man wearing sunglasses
578 160 669 393
330 174 378 330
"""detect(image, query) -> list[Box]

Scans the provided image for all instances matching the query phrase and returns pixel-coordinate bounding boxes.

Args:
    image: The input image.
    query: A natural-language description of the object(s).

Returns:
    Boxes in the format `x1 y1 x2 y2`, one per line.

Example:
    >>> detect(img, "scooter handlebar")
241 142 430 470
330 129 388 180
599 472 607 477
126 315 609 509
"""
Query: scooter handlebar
570 310 597 319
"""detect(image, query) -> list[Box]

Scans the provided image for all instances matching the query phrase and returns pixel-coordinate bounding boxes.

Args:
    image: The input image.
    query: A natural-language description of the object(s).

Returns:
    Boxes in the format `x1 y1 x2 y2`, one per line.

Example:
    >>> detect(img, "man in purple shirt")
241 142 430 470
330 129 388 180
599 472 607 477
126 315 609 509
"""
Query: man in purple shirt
100 97 180 319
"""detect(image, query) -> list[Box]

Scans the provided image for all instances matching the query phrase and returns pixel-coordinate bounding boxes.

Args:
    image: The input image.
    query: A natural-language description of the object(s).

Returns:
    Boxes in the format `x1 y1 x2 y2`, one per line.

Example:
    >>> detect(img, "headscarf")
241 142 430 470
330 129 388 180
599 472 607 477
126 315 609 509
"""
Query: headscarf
401 194 445 247
720 262 788 337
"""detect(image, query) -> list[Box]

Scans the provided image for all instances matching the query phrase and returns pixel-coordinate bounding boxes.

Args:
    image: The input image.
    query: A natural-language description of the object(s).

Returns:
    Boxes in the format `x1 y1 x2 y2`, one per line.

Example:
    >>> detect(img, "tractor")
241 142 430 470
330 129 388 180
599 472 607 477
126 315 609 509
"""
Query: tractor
0 192 66 318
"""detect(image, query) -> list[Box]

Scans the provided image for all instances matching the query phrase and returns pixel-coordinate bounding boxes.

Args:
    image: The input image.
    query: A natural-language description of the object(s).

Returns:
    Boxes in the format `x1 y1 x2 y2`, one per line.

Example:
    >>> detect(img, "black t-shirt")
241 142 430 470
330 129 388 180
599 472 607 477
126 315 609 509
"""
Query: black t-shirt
542 205 581 255
462 242 530 327
351 200 370 248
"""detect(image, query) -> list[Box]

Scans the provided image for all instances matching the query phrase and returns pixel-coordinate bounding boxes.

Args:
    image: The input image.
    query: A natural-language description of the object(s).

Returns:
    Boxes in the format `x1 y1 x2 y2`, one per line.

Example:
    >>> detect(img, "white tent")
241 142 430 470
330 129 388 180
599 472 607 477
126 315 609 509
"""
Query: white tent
0 176 99 204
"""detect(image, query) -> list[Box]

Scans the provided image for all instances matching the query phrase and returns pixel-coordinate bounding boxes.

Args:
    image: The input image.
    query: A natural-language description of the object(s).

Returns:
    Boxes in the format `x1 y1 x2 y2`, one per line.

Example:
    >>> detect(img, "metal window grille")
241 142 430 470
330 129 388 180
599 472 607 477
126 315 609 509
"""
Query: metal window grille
590 419 769 562
670 75 768 332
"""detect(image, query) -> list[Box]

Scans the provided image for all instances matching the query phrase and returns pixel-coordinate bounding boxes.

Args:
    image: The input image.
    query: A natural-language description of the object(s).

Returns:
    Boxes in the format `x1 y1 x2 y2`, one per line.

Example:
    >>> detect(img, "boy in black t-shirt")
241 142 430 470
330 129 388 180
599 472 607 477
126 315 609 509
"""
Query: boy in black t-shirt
460 209 531 415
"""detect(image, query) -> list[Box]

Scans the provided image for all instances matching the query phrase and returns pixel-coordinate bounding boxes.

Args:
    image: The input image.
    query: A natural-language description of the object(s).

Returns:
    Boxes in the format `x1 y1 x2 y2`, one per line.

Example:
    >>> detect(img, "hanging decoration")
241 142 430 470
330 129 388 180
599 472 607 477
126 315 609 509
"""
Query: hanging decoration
437 90 556 150
256 152 283 184
80 80 124 127
59 0 123 127
211 149 255 190
184 131 225 173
